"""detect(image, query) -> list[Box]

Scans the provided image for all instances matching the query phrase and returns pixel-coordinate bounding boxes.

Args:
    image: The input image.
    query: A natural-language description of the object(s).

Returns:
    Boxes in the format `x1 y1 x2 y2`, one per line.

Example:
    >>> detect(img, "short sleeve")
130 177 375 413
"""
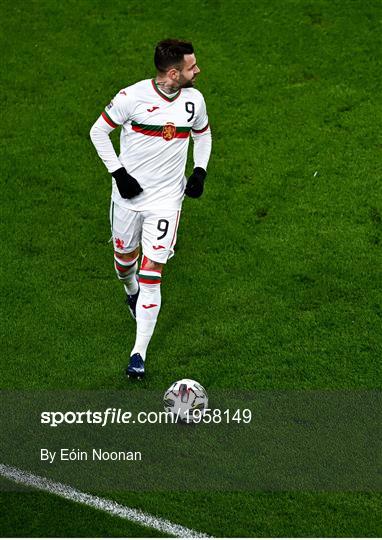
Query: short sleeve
101 89 134 128
192 95 209 133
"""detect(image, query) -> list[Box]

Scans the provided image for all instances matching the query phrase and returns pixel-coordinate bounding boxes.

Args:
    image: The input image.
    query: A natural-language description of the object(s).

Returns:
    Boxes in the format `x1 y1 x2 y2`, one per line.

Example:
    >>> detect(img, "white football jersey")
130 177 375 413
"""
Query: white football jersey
102 79 209 211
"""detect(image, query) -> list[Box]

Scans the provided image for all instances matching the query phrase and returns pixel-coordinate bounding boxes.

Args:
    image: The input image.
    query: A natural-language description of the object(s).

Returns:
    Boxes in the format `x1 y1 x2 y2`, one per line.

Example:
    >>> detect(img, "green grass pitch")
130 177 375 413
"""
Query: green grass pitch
1 0 381 536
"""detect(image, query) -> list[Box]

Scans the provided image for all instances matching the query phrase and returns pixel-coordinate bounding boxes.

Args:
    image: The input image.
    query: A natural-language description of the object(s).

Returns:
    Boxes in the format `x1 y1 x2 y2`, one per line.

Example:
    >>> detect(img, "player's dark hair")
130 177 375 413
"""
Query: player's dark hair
154 39 194 73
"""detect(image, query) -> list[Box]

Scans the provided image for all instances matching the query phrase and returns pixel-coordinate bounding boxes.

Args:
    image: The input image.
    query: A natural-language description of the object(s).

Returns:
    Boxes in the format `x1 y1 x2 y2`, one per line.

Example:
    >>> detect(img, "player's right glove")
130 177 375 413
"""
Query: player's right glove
185 167 207 198
112 167 143 199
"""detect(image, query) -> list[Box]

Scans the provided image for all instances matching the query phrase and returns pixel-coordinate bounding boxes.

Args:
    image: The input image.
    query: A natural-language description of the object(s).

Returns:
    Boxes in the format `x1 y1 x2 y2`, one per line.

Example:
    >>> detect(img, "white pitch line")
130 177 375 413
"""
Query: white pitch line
0 463 210 538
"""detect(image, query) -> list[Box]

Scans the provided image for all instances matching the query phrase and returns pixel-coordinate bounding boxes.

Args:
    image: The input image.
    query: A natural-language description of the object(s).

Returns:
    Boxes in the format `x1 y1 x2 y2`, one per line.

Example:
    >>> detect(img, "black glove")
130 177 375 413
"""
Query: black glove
185 167 207 198
112 167 143 199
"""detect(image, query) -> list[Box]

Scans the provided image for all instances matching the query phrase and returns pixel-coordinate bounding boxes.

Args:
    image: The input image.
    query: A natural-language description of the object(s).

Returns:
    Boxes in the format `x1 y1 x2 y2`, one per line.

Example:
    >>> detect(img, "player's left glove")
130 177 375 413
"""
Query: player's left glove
112 167 143 199
185 167 207 198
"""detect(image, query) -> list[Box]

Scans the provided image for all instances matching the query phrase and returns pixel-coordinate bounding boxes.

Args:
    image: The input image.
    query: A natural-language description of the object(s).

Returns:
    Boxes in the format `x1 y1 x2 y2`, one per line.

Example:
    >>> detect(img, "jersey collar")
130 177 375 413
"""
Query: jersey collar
151 79 181 102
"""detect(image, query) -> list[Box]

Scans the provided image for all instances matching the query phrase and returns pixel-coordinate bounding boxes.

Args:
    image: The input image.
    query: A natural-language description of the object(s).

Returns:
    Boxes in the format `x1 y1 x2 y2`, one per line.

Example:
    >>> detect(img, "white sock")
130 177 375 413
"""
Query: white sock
131 267 162 361
114 253 139 295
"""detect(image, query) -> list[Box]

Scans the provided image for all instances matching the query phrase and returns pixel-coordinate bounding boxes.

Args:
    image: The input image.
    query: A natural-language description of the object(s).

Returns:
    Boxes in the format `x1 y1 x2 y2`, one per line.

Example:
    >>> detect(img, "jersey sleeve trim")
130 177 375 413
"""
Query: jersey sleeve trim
192 123 209 134
102 110 118 128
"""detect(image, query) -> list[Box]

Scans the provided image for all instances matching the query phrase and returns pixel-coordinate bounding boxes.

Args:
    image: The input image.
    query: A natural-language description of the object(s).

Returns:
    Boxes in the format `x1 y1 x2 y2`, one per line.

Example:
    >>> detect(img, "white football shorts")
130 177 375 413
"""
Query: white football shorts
110 200 181 263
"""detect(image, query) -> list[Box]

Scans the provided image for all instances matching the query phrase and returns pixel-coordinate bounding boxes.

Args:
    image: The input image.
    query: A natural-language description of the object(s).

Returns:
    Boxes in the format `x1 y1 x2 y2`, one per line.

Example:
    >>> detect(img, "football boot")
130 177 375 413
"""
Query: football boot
125 353 145 380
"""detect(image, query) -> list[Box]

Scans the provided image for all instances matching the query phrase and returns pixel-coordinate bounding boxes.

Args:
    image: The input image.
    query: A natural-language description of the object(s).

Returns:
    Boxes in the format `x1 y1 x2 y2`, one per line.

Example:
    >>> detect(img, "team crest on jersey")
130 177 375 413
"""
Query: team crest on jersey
162 122 176 141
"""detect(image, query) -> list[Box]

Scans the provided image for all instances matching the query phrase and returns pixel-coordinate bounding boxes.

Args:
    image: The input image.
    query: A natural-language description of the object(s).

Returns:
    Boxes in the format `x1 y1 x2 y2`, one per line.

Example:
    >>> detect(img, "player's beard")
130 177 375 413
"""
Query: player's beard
179 74 196 88
181 80 194 88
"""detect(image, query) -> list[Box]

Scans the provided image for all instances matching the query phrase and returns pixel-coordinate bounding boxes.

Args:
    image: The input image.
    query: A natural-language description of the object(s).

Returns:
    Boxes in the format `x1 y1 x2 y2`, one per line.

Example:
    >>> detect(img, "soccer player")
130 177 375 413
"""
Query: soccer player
90 39 212 379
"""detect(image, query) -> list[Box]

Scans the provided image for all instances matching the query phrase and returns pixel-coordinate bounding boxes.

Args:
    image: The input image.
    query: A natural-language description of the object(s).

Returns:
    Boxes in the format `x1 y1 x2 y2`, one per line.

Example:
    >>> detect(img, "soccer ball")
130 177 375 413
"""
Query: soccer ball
163 379 208 423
